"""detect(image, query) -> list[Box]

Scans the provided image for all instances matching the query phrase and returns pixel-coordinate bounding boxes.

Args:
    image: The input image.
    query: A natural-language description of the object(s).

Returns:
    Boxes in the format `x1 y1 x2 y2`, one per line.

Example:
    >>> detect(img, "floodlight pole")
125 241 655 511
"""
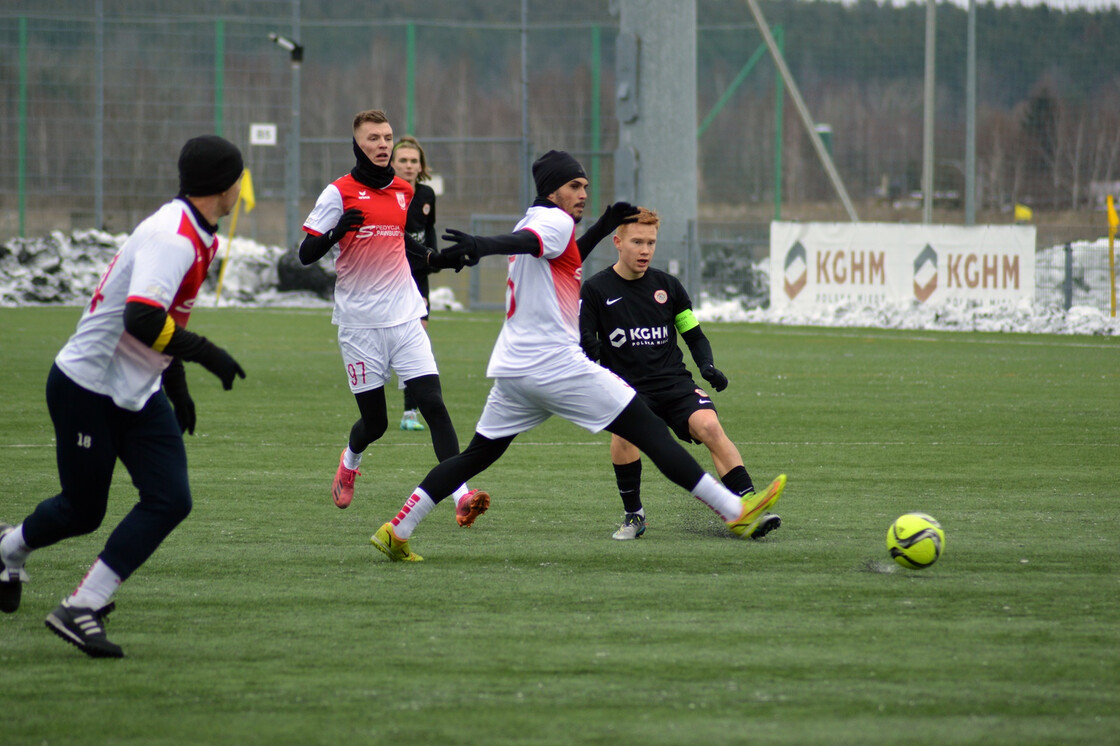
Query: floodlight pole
270 23 303 249
922 0 936 224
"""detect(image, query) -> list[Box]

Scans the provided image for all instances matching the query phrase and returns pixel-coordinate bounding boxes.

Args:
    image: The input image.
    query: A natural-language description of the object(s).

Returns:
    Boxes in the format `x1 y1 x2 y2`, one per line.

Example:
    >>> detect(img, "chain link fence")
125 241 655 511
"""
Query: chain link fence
2 0 1117 313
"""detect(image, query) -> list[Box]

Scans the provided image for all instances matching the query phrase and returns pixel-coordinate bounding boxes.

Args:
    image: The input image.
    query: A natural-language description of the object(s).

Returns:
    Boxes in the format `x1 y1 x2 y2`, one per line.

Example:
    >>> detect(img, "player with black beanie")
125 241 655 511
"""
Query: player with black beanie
368 150 786 562
0 134 247 658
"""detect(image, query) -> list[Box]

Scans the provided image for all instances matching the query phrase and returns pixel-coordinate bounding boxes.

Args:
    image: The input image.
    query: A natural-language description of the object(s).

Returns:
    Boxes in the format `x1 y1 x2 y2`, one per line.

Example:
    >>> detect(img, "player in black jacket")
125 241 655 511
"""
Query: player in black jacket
392 137 438 432
579 208 781 541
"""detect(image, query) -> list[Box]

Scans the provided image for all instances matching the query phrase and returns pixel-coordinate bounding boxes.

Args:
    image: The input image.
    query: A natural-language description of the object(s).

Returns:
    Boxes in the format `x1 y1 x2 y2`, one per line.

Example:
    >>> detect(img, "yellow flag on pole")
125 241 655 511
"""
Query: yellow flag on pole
1013 203 1033 222
239 168 256 214
215 168 254 305
1108 195 1119 233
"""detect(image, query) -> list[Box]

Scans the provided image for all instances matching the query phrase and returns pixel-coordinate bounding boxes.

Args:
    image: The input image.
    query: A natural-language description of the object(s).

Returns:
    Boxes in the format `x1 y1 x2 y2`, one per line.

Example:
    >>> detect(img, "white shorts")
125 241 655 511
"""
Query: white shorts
337 320 438 394
475 354 635 439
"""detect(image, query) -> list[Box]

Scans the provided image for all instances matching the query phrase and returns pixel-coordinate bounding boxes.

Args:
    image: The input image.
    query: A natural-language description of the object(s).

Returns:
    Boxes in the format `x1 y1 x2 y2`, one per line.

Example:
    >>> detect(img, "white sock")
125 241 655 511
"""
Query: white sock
69 558 121 611
690 473 743 523
1 524 31 568
452 484 470 503
343 447 363 471
389 488 437 540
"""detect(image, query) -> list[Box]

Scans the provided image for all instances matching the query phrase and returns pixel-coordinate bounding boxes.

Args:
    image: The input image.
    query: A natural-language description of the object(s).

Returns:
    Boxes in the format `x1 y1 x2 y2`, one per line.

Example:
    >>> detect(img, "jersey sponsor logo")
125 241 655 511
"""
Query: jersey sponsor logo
606 297 622 305
654 289 668 304
173 297 197 315
396 193 407 210
355 225 403 239
609 325 671 348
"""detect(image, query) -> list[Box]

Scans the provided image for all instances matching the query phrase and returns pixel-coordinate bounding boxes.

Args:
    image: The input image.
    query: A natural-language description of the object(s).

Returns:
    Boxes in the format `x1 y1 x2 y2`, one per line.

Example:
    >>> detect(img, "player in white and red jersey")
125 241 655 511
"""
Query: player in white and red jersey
0 136 247 658
369 150 786 562
299 109 486 524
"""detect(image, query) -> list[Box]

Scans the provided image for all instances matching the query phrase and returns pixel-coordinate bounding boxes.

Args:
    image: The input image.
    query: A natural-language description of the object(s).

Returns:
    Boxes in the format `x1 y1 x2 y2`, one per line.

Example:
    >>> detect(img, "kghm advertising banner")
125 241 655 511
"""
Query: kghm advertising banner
770 222 1036 310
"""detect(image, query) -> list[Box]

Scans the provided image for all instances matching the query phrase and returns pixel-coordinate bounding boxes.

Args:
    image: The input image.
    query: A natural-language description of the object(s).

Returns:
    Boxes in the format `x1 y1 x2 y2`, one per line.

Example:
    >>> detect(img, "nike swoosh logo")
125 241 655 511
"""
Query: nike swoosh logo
606 298 622 305
698 399 711 404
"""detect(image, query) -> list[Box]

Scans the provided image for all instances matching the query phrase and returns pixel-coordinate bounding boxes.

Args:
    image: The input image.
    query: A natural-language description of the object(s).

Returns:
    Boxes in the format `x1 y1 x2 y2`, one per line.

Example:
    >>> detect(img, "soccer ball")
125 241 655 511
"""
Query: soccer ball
886 513 945 569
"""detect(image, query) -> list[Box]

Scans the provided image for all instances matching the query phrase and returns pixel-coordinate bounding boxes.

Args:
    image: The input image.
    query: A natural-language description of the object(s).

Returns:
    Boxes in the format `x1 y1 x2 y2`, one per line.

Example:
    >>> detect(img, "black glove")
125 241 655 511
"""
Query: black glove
162 359 196 435
427 247 468 273
326 208 364 245
441 228 481 267
194 340 246 390
700 364 728 393
598 201 640 233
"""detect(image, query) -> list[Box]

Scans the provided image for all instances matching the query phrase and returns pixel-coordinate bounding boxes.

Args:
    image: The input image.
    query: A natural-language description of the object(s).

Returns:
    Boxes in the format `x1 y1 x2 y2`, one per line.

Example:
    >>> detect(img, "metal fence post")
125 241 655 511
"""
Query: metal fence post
1063 242 1073 310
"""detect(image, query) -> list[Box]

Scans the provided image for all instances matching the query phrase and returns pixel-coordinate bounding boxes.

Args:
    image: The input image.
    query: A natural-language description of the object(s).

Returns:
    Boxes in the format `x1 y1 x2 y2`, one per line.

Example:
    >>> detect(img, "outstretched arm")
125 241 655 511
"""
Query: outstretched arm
440 228 541 267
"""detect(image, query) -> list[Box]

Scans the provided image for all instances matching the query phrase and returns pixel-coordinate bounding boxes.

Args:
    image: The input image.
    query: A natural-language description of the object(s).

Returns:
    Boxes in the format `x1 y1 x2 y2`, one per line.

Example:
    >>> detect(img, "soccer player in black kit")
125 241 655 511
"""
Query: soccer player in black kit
580 207 782 541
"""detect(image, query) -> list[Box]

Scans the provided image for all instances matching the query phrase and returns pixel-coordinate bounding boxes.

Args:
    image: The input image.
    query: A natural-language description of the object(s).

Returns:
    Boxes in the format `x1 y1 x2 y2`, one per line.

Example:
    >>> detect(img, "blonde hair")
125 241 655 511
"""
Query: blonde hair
392 136 432 182
616 207 660 236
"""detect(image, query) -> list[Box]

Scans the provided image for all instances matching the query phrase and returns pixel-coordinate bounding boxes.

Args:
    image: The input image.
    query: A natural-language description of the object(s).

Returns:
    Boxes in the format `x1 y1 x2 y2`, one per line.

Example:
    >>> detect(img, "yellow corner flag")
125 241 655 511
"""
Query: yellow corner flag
1013 203 1033 222
215 168 255 305
1109 195 1118 319
239 168 256 214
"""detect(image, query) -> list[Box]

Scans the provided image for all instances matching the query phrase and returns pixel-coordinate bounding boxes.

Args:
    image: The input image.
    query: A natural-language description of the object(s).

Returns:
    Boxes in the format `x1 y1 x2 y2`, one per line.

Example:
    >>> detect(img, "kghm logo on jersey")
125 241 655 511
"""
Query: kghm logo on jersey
654 289 668 304
609 325 670 348
396 193 407 210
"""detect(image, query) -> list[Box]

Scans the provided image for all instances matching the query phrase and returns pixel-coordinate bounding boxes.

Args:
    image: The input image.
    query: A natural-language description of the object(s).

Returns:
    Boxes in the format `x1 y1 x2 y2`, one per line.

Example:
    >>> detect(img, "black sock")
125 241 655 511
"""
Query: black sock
721 465 755 496
614 459 643 514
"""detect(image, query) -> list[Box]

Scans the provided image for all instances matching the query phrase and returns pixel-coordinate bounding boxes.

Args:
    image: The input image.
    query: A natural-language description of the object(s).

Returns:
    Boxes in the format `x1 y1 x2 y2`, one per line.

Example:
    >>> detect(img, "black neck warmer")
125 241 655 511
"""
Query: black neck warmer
174 195 219 235
350 138 396 189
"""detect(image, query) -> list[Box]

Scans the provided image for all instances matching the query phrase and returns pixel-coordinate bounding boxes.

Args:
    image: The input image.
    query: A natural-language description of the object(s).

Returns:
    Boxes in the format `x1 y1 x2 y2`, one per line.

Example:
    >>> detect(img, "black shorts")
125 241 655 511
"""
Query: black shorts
636 377 717 444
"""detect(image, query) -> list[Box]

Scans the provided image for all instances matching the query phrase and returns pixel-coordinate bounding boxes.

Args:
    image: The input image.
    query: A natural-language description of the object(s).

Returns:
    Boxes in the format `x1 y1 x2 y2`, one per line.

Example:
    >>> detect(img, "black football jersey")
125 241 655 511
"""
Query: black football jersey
580 266 693 390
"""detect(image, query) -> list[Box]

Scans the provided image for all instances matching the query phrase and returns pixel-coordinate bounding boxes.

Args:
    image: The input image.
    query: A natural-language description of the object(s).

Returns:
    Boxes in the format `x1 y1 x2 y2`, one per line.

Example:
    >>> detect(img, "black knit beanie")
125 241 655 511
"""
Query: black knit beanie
178 135 244 196
532 150 586 198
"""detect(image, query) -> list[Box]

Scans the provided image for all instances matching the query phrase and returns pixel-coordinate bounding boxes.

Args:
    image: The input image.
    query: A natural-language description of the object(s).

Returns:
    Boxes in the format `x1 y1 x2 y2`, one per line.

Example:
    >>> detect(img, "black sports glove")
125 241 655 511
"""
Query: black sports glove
326 208 364 245
427 247 468 272
598 201 641 232
194 340 246 390
441 228 481 267
162 359 196 435
576 201 640 258
700 364 728 393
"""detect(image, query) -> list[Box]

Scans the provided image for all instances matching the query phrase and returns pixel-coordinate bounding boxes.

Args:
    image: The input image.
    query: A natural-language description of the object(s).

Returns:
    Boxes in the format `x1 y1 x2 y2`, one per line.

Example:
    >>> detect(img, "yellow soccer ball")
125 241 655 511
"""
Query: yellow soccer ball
886 513 945 569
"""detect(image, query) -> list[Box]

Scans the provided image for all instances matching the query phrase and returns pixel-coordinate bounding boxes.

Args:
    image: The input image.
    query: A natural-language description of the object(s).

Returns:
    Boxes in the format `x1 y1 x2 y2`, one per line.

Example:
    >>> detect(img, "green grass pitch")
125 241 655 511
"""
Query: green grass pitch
1 306 1117 745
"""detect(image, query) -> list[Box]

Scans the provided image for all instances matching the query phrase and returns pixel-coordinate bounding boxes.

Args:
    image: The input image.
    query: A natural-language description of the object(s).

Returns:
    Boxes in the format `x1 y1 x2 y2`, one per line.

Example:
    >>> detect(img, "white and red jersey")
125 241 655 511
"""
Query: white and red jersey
303 174 426 328
486 205 584 379
55 198 218 411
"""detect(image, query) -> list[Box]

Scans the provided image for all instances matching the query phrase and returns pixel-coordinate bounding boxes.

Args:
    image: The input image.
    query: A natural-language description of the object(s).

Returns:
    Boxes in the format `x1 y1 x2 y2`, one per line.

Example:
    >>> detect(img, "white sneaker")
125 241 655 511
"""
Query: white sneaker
611 512 647 540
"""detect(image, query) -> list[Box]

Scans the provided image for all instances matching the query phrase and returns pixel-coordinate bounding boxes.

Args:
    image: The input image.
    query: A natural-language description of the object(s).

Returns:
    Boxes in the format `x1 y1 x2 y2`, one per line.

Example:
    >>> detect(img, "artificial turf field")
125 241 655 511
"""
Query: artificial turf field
1 306 1117 746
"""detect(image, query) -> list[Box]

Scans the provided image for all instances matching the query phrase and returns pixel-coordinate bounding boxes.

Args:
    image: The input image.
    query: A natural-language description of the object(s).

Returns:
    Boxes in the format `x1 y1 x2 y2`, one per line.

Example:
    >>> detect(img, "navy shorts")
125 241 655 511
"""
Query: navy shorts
21 364 191 580
636 376 718 444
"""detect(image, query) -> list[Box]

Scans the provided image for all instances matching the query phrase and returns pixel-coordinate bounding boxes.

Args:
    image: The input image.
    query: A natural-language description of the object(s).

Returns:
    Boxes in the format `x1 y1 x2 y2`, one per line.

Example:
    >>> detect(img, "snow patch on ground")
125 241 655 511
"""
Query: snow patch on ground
1 230 1115 336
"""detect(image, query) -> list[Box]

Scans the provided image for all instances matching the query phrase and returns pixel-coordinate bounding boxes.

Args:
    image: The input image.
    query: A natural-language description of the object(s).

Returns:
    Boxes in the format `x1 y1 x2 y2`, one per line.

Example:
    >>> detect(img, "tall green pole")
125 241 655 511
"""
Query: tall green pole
18 16 27 236
773 24 784 221
406 22 416 134
215 19 225 136
590 25 601 218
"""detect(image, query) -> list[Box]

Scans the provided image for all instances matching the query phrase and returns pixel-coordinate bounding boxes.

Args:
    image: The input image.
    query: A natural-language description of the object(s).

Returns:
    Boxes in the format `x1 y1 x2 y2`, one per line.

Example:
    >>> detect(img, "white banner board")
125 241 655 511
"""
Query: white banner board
770 222 1035 310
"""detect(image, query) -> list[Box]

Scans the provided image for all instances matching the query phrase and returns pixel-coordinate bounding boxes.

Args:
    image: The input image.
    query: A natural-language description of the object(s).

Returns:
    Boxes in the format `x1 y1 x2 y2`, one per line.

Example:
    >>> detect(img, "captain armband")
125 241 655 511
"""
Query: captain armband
152 314 176 352
674 308 700 335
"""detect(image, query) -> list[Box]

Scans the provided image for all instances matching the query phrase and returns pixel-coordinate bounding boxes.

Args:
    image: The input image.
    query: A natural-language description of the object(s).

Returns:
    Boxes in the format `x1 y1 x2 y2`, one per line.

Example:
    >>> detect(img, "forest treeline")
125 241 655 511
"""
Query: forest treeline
2 0 1117 237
